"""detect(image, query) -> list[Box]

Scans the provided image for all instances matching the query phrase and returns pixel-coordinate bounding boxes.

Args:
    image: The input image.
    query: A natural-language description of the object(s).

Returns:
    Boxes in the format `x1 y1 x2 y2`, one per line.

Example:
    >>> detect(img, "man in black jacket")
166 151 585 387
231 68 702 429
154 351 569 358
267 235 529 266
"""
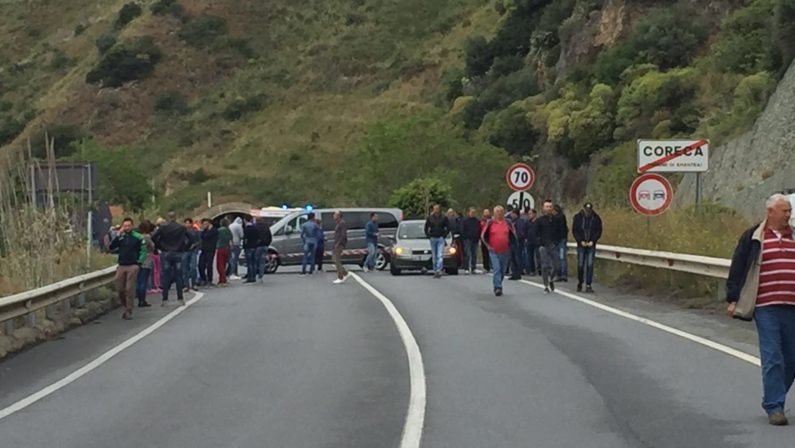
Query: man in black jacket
109 217 146 319
199 219 219 287
536 199 566 292
152 211 187 305
255 217 273 281
425 204 450 278
554 204 569 282
525 208 540 275
242 217 260 283
182 218 201 291
461 208 481 274
572 202 603 293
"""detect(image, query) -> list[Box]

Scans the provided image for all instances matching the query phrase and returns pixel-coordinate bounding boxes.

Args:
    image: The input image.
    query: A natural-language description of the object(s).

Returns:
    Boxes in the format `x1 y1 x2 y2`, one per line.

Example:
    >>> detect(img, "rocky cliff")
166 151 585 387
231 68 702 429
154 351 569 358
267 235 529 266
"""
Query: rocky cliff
677 61 795 220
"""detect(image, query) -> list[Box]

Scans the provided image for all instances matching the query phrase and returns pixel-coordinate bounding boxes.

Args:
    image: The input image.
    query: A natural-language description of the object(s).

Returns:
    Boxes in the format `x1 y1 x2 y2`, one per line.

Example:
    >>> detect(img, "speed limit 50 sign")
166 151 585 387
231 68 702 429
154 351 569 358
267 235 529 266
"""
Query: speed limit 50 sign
506 163 535 191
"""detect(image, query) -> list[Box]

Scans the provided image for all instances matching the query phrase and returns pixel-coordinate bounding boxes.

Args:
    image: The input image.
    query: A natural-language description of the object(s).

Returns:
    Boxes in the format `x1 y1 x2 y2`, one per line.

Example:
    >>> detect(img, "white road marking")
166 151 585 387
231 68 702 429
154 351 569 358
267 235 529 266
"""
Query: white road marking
351 273 426 448
0 292 205 421
518 279 761 366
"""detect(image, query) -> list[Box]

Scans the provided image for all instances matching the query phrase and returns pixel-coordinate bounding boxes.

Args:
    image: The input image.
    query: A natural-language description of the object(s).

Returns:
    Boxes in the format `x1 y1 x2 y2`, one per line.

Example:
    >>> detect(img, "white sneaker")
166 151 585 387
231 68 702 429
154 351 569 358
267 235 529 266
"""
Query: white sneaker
229 275 241 280
333 278 344 284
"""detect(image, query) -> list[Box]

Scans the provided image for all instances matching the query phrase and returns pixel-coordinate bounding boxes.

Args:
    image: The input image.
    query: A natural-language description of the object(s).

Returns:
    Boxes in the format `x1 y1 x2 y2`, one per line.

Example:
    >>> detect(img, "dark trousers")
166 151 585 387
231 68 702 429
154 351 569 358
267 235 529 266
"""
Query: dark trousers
199 249 216 285
480 242 491 272
526 243 538 274
577 245 596 286
509 242 523 278
136 267 151 304
161 251 184 301
316 242 325 270
245 248 257 282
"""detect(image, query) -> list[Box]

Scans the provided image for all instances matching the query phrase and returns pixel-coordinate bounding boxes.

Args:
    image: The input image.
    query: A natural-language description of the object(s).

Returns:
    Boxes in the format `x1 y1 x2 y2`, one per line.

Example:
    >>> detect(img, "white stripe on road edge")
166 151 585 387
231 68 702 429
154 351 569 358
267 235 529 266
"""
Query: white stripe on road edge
0 292 205 421
351 273 426 448
518 280 761 367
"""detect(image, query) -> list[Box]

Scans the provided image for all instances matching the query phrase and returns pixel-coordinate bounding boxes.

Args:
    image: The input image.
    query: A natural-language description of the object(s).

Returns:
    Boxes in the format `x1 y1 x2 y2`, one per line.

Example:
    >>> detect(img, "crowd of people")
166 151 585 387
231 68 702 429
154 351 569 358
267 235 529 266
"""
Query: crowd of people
426 199 603 297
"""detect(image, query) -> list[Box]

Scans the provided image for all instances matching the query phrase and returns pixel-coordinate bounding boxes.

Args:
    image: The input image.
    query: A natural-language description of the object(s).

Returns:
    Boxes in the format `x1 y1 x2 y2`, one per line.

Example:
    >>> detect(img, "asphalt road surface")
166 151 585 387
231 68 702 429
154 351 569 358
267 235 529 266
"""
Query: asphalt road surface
0 267 793 447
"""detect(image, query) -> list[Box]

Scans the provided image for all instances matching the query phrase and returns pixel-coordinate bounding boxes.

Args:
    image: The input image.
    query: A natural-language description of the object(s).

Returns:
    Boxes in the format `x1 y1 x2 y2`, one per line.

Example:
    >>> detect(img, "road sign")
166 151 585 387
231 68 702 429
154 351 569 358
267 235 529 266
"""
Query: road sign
637 139 709 173
629 173 673 216
506 163 535 191
507 191 535 212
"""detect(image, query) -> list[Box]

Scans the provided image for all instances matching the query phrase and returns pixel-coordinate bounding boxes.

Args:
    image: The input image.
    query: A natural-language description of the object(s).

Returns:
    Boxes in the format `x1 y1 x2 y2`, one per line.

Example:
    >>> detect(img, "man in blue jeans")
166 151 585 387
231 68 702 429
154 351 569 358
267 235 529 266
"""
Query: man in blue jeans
152 212 187 306
243 216 260 283
461 208 481 274
481 206 516 296
182 218 200 291
726 194 795 426
572 202 603 293
424 204 450 279
364 213 379 272
554 204 569 282
301 213 319 275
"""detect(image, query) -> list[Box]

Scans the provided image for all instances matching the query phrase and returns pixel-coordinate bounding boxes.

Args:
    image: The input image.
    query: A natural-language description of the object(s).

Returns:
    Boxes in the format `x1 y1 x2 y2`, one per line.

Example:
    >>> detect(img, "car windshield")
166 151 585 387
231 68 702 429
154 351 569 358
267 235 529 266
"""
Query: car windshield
398 222 427 240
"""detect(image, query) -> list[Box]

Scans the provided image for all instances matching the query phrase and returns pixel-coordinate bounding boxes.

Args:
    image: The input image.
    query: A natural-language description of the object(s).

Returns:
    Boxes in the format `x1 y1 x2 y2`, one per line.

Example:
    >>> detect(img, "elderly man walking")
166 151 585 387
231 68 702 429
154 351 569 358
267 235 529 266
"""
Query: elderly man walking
481 206 517 297
727 194 795 426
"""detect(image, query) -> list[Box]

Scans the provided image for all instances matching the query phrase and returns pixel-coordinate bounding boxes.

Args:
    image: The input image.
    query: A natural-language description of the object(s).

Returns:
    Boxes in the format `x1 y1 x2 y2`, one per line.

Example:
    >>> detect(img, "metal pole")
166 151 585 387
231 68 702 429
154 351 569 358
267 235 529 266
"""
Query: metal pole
207 191 212 208
695 172 702 214
87 164 93 267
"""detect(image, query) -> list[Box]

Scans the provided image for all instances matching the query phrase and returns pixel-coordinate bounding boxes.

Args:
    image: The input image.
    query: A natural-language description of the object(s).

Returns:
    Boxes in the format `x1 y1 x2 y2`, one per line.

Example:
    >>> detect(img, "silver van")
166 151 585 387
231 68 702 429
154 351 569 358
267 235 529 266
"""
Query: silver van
265 208 403 273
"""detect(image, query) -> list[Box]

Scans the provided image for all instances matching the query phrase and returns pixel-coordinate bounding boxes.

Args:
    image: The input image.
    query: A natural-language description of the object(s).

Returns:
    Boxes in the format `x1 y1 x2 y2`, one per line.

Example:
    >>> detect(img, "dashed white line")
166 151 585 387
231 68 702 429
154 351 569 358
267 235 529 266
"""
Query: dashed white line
518 279 761 367
0 292 205 421
351 273 426 448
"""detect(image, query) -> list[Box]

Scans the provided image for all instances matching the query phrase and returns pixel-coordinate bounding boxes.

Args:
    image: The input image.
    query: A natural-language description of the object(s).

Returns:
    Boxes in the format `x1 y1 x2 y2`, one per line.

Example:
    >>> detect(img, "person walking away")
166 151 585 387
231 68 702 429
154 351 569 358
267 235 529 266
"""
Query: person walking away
152 212 188 305
509 208 526 280
480 208 492 273
301 213 320 275
182 218 200 292
228 217 244 280
525 209 540 276
151 217 166 293
255 217 273 281
424 204 450 279
461 208 481 275
572 203 603 293
726 194 795 426
215 218 233 286
332 211 350 284
537 200 565 293
198 219 218 287
243 217 260 283
554 204 569 282
315 218 325 272
364 213 380 272
136 220 155 308
481 206 516 297
109 217 146 319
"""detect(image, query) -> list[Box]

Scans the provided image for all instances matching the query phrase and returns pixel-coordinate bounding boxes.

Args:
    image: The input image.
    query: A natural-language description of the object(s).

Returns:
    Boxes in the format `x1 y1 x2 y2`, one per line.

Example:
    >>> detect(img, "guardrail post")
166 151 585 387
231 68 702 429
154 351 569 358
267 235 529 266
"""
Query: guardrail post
45 304 56 320
717 280 727 303
62 297 71 316
77 291 86 308
26 311 36 328
3 319 12 336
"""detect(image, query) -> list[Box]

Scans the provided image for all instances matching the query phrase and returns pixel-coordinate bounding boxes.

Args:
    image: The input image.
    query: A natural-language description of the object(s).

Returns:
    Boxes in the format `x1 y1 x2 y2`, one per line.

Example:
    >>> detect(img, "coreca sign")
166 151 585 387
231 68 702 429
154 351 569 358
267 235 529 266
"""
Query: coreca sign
637 139 709 173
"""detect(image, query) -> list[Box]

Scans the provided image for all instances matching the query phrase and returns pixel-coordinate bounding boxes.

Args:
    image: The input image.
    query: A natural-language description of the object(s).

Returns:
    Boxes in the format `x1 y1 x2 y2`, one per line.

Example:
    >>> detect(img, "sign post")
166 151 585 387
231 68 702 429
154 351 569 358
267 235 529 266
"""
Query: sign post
629 173 673 217
637 139 709 213
505 163 536 192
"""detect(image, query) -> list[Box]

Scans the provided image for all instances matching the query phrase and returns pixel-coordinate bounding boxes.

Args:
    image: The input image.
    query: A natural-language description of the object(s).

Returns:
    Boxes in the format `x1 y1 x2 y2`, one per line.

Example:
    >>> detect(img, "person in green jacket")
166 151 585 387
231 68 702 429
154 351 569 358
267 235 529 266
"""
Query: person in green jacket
108 217 147 320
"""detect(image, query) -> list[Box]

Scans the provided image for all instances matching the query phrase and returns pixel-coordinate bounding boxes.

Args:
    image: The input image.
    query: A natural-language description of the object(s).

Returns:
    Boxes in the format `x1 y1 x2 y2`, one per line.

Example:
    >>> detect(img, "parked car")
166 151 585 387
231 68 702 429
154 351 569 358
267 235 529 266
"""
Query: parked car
638 190 651 200
258 208 403 273
653 190 666 200
388 220 459 276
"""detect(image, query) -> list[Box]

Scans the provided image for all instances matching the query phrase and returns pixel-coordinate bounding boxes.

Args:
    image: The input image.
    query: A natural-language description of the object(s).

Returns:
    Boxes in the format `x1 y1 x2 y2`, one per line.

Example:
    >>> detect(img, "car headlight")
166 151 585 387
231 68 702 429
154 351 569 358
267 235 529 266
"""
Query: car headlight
447 246 457 255
395 246 405 256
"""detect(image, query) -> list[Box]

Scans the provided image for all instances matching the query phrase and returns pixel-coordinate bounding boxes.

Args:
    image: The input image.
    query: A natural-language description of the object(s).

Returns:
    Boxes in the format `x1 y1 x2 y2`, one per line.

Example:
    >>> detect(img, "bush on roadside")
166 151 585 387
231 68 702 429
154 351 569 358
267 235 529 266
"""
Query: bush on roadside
151 0 187 21
155 91 189 115
86 36 163 87
114 2 143 30
178 16 228 48
222 94 266 121
95 34 117 54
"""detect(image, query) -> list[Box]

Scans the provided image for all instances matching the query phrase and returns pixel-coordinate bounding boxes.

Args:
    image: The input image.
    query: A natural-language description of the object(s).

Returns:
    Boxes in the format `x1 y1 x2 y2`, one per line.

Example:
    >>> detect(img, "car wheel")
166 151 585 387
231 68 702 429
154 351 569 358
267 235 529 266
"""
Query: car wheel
376 251 389 271
390 264 402 276
445 267 459 276
266 253 280 274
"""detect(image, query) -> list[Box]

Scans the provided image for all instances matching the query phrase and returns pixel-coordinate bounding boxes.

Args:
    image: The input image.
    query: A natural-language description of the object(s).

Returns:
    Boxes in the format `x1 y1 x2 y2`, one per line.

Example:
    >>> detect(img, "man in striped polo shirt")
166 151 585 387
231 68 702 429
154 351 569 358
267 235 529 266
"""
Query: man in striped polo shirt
727 194 795 426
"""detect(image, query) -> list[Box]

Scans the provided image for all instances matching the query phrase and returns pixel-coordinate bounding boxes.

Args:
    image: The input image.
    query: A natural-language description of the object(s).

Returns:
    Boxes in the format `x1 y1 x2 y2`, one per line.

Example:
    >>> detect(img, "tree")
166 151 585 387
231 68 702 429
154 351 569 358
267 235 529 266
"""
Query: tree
72 141 153 211
389 177 452 218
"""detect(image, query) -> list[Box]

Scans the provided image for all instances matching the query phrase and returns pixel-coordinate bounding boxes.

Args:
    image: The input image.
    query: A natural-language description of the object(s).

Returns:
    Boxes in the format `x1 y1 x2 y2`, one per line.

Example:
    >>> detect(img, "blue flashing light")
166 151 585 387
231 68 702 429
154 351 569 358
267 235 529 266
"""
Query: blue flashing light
305 204 314 212
281 203 289 210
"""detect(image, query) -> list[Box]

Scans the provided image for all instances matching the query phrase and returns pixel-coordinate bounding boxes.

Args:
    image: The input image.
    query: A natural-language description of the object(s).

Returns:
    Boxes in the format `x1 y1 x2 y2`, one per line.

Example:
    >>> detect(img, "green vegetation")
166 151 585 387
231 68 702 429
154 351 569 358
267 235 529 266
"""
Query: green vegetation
151 0 186 20
114 2 142 30
86 36 162 87
73 141 153 211
389 177 453 218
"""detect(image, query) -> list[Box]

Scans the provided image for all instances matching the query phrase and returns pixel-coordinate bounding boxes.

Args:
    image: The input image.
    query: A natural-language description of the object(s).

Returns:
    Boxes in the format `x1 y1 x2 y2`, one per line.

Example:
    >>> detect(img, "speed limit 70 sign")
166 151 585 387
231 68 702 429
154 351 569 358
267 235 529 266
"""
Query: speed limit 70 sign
506 163 535 191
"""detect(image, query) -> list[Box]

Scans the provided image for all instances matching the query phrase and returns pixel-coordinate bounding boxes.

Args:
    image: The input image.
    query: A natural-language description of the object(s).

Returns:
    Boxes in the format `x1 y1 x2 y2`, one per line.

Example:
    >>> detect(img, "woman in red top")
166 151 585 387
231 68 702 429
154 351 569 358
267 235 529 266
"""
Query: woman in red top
481 206 517 296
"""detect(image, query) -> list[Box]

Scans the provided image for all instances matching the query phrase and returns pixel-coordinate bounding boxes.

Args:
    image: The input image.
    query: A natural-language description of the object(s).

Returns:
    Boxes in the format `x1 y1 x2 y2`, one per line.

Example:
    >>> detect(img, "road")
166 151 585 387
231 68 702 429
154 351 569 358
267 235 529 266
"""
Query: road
0 267 792 447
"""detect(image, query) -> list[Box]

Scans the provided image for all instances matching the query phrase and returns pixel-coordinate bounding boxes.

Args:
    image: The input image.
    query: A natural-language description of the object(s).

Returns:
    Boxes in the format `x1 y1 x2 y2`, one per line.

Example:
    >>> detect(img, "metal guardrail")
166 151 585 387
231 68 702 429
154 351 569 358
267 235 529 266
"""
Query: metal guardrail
567 243 731 279
0 266 116 335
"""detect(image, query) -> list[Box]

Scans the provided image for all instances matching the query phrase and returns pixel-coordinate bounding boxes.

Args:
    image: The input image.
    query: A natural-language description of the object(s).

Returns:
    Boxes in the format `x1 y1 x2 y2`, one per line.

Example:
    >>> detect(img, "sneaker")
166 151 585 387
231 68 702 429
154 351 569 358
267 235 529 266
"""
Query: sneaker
550 282 555 292
122 312 132 320
183 287 190 293
769 412 788 426
577 283 583 292
229 275 241 280
191 286 199 291
544 287 550 294
219 283 228 287
495 288 503 297
138 301 152 308
178 299 186 306
333 278 344 284
585 285 594 293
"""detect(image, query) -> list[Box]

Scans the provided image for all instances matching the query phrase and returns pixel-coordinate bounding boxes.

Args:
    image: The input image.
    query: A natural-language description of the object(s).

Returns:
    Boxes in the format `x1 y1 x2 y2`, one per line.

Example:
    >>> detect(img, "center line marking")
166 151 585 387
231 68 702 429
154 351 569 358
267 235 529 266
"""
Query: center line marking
0 292 205 421
351 273 426 448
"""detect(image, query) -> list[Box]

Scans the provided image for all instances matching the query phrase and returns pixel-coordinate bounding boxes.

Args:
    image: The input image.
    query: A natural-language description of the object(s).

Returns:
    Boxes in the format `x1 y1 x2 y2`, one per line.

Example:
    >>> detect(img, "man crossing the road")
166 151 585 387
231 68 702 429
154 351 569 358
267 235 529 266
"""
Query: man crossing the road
364 213 379 272
425 204 450 279
537 199 565 293
332 211 350 284
109 217 147 320
481 206 516 297
727 194 795 426
301 213 320 275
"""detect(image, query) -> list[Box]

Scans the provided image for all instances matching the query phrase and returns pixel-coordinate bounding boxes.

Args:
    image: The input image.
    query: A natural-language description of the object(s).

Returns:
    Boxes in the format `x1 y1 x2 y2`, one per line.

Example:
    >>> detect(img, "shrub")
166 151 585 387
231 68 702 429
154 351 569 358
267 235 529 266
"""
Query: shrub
0 118 24 146
464 36 493 78
222 94 266 121
389 177 452 218
154 91 188 115
151 0 187 20
95 34 117 54
71 140 153 210
114 2 143 30
711 0 776 74
74 23 87 36
463 67 539 129
178 16 228 48
216 37 256 59
479 104 539 155
86 36 162 87
30 125 88 159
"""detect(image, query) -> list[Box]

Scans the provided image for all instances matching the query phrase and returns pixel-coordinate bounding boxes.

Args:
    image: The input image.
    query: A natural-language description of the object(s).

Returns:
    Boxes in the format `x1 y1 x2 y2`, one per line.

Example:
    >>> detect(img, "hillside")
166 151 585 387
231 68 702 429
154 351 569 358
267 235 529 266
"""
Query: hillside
1 0 793 214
